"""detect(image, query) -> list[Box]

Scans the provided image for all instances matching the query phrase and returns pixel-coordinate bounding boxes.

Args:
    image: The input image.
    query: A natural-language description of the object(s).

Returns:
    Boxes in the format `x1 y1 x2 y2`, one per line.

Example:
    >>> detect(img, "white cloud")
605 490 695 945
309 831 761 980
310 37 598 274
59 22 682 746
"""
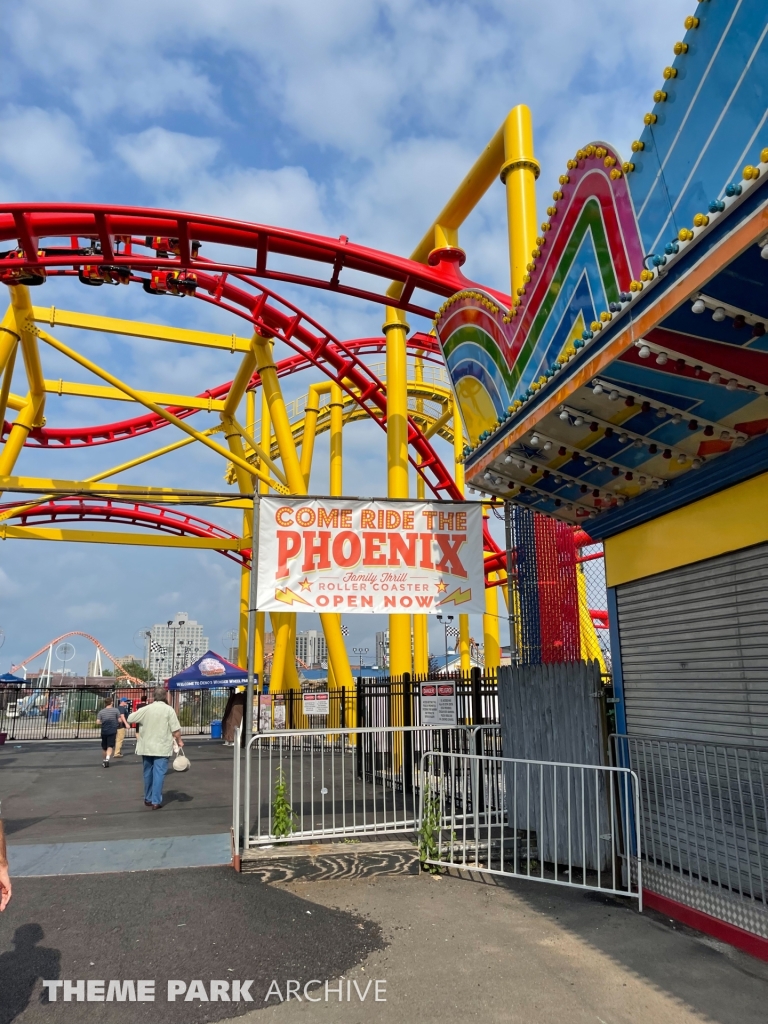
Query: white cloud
175 165 328 233
114 127 220 186
0 105 94 195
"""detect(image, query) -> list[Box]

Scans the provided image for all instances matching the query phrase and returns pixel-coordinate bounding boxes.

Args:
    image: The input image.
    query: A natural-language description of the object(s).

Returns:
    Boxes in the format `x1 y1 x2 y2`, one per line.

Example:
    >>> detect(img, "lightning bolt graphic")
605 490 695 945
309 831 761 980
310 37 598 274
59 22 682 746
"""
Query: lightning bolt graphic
439 587 472 607
274 587 313 607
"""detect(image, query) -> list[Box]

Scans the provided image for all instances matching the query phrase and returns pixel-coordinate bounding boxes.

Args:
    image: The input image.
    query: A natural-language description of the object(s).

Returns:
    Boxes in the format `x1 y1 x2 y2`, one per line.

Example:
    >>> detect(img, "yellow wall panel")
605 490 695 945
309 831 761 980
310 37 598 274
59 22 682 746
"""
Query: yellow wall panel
605 471 768 587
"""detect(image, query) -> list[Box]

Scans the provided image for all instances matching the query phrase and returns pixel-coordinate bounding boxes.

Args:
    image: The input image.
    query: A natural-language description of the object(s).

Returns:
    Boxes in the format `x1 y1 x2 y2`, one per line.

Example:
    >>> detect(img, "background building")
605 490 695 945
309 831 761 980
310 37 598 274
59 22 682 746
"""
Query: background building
145 613 208 681
295 629 328 669
375 631 389 669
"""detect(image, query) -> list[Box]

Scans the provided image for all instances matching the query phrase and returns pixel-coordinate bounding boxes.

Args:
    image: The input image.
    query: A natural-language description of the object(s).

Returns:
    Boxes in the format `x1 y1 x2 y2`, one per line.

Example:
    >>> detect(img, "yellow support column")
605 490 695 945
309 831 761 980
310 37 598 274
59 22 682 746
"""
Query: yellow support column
412 352 429 674
235 390 257 669
329 382 343 495
452 396 471 674
255 390 270 682
484 572 501 671
251 334 354 693
383 308 413 679
500 104 540 299
0 289 45 490
269 612 291 693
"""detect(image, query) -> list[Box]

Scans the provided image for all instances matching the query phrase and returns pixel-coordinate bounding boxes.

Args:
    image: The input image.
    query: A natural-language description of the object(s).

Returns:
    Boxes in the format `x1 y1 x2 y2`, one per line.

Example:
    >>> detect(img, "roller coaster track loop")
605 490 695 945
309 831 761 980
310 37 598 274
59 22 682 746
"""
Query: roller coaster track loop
0 203 511 315
0 497 249 567
1 209 506 571
10 629 143 681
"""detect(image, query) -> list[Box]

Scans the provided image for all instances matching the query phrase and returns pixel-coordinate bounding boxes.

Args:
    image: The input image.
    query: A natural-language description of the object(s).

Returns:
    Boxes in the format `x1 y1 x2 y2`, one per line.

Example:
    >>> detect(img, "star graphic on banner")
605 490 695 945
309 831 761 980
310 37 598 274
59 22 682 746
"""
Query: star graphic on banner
435 579 448 593
299 577 313 591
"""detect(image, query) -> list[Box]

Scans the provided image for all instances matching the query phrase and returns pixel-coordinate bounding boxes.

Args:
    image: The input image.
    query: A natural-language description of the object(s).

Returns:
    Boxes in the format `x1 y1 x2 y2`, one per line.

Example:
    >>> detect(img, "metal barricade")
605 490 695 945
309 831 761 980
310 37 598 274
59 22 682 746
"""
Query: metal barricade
611 734 768 907
419 750 642 905
236 725 499 849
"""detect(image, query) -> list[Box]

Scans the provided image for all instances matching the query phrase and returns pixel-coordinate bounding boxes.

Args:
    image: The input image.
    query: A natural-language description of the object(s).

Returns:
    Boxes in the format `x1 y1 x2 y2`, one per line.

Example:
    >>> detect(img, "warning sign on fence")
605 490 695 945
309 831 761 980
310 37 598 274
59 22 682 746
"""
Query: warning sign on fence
302 691 329 716
256 497 484 615
420 682 458 727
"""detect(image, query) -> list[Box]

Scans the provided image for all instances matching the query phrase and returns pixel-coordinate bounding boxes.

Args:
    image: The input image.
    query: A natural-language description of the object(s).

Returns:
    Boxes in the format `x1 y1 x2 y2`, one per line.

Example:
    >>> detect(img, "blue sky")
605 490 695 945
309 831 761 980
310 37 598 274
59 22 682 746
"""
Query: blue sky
0 0 691 673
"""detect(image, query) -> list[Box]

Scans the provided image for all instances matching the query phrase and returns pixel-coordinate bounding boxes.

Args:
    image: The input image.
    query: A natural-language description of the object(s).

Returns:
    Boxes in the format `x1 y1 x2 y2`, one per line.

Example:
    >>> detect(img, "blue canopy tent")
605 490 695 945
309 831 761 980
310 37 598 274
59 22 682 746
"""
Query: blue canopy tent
166 650 247 690
0 672 24 684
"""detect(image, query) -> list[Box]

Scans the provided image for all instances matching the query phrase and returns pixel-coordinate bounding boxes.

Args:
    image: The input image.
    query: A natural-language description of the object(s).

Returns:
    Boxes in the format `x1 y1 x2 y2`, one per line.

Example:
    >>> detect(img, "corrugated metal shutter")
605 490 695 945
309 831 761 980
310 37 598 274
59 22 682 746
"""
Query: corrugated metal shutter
615 542 768 745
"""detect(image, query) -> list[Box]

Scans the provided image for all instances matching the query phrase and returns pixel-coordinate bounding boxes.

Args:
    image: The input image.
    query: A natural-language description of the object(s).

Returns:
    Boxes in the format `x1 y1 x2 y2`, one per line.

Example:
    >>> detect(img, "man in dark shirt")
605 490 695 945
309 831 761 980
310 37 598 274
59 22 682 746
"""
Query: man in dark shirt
114 698 132 757
96 698 128 768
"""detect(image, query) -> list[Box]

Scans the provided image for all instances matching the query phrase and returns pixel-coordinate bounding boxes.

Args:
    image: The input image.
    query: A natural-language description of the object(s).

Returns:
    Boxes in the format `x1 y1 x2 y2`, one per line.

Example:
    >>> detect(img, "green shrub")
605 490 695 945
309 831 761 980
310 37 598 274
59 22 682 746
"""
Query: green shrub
272 767 296 840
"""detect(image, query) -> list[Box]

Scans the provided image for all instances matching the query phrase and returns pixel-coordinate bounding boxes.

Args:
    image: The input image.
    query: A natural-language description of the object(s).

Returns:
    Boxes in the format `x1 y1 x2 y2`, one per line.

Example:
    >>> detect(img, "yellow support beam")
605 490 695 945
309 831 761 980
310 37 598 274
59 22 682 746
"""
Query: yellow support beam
0 476 251 506
423 403 452 440
34 325 285 493
383 306 413 679
0 289 45 489
10 287 45 420
0 335 18 433
386 104 538 301
0 525 244 550
238 390 257 670
31 306 252 353
41 379 227 410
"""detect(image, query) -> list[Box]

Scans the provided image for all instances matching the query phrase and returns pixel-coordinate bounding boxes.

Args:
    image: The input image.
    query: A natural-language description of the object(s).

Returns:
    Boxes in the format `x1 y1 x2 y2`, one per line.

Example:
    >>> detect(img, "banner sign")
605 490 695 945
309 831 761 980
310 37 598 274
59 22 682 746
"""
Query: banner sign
302 691 329 716
420 682 458 727
256 498 485 615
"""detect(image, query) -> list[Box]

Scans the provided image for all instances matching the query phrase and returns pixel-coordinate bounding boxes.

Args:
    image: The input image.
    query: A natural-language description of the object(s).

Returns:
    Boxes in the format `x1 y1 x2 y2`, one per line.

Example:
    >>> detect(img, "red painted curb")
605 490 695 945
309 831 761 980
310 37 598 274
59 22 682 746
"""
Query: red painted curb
643 889 768 962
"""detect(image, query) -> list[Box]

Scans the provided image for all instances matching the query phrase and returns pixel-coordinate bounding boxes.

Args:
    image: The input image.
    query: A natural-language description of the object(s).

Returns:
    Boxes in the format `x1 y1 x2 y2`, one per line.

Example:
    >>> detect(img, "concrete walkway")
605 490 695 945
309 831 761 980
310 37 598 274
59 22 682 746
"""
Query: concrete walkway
7 833 231 876
250 872 768 1024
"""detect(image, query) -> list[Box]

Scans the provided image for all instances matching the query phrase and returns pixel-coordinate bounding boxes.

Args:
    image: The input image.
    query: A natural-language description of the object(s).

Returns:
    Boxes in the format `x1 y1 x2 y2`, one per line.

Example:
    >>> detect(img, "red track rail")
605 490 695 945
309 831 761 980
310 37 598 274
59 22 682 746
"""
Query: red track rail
0 203 510 316
0 205 505 570
0 498 249 567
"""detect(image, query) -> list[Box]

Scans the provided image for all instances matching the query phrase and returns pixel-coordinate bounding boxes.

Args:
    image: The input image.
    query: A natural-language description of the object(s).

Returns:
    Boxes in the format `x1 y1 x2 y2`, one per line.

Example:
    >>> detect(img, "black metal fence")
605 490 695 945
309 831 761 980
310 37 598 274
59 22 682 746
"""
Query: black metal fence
0 685 232 741
259 668 500 732
0 669 501 742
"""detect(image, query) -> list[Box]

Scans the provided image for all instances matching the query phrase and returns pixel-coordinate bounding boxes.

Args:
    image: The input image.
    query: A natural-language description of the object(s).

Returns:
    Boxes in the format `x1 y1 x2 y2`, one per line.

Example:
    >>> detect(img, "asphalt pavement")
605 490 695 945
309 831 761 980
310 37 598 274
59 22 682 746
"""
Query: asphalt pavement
1 739 234 846
0 867 384 1024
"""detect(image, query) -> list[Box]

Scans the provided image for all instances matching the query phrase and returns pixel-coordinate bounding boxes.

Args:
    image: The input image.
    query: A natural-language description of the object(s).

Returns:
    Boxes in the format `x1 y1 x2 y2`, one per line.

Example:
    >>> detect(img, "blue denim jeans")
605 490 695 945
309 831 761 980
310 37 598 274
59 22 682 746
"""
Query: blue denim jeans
142 755 169 806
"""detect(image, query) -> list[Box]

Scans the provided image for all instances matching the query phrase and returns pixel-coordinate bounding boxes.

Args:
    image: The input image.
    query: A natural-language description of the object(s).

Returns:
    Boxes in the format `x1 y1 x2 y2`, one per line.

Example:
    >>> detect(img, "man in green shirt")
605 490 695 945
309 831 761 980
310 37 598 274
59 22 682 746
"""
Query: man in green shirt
127 687 184 809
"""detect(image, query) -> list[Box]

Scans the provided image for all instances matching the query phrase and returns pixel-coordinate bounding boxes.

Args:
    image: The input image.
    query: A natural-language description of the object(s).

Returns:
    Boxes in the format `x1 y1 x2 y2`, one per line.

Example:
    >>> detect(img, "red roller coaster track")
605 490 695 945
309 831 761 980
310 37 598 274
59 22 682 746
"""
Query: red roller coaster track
0 205 511 572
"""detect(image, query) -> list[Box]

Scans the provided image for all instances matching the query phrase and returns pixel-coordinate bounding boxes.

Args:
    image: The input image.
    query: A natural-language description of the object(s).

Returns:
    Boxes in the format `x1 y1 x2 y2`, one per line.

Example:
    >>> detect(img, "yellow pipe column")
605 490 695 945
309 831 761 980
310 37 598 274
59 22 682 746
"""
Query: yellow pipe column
251 334 354 693
452 396 471 673
255 389 271 682
299 383 323 490
235 390 257 669
500 104 540 299
329 383 343 496
0 288 45 487
383 308 413 679
484 571 501 671
412 352 429 674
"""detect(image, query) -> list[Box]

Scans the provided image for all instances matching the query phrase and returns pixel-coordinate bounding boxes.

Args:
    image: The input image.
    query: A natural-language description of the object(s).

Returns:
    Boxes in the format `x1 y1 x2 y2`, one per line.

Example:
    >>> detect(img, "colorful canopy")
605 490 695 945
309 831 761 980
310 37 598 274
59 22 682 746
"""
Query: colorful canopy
166 650 247 690
0 672 24 683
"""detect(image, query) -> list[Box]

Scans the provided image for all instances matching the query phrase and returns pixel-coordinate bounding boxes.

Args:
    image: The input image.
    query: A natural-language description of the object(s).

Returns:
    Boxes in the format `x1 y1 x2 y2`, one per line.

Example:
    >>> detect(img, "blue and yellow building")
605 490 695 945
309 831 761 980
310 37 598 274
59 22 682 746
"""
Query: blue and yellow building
440 0 768 949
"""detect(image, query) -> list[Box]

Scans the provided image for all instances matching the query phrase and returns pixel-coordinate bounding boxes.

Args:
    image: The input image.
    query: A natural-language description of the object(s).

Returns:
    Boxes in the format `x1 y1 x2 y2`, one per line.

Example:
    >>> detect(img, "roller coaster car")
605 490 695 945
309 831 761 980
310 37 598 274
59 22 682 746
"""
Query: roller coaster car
142 269 197 296
78 264 131 286
144 236 201 259
0 249 47 286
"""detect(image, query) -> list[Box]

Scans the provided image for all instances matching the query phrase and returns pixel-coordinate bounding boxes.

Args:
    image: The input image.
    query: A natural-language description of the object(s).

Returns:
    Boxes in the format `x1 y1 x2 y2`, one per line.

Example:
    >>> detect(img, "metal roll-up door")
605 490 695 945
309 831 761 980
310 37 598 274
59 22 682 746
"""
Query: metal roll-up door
615 542 768 745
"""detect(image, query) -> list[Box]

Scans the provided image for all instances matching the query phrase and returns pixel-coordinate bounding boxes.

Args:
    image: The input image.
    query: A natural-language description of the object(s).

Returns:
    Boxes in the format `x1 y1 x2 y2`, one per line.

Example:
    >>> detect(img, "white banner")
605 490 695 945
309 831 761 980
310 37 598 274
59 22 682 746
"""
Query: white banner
256 497 485 615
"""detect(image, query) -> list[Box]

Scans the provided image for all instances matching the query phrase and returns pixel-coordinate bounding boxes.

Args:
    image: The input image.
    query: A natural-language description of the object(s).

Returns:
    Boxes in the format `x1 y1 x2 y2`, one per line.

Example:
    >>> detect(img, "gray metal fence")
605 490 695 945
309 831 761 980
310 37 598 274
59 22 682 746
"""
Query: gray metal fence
611 734 768 907
239 725 501 848
419 750 642 904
